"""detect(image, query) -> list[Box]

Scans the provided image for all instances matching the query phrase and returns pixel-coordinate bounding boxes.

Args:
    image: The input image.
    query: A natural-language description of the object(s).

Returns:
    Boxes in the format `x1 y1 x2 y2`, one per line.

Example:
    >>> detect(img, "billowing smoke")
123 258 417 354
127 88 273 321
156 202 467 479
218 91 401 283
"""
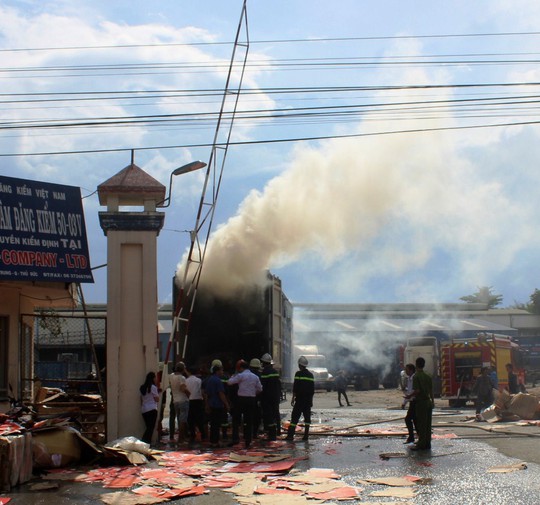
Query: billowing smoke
295 310 469 380
178 120 522 300
176 42 527 301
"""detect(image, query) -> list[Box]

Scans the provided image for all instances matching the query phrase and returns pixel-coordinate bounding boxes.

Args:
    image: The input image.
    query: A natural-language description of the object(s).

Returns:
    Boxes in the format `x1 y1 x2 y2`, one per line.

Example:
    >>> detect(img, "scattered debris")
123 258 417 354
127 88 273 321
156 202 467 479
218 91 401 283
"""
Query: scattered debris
355 502 414 505
487 462 528 473
478 390 540 423
100 491 165 504
28 481 60 491
34 387 105 444
369 486 417 498
379 452 408 459
360 476 425 487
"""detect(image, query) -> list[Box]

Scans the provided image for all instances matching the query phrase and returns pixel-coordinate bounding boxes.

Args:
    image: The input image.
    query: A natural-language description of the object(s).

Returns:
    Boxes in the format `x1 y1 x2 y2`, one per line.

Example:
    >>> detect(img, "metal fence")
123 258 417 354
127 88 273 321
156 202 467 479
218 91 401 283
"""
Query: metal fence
20 312 106 398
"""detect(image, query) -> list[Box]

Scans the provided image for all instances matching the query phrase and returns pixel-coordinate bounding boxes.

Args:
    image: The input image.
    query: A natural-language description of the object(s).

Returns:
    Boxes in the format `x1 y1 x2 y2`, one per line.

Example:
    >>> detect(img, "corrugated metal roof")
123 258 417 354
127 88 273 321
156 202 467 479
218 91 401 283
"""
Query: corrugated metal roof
293 315 516 335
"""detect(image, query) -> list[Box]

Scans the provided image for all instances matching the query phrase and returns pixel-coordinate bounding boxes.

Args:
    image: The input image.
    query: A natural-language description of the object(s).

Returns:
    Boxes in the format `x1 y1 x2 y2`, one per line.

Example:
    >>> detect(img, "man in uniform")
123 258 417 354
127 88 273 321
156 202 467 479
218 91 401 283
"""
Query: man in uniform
408 357 434 451
260 353 281 441
285 356 315 442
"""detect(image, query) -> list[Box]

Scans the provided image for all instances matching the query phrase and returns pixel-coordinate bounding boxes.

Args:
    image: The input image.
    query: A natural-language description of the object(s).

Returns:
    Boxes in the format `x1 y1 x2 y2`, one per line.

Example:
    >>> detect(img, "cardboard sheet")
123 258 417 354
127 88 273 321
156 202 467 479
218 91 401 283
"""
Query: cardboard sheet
370 487 417 498
100 491 165 504
488 462 528 473
361 476 420 487
309 485 361 500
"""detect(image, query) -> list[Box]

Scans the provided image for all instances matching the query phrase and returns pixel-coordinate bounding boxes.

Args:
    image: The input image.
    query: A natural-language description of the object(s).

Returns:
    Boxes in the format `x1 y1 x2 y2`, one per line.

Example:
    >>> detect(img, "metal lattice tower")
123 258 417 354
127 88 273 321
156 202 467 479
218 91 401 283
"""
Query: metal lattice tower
164 0 250 365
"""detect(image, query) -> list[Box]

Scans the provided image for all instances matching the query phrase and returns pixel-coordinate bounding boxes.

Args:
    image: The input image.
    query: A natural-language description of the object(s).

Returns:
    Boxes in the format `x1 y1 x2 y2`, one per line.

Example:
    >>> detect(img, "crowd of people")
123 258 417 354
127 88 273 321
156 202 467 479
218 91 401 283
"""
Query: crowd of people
139 354 315 448
141 353 521 453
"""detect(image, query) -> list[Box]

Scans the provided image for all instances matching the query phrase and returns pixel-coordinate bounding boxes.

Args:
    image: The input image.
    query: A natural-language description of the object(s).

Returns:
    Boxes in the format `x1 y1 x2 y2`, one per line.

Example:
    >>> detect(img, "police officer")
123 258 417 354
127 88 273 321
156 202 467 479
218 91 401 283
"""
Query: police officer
285 356 315 442
260 353 281 441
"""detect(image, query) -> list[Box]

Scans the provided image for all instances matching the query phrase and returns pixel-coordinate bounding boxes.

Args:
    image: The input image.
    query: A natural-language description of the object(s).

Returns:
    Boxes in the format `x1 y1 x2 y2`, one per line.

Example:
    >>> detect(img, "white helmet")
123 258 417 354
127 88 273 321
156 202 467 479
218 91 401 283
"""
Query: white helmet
261 353 273 364
249 358 262 369
298 355 308 367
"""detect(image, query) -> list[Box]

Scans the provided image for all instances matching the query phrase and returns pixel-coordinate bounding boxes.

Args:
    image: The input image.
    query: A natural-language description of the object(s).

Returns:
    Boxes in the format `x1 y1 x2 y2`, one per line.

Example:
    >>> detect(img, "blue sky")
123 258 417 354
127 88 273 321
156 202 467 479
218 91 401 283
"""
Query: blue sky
2 0 540 306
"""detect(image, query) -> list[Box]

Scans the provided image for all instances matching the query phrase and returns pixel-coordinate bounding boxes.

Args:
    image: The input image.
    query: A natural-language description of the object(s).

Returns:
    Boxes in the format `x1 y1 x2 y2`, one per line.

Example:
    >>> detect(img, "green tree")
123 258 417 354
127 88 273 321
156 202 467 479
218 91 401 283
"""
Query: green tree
508 301 529 311
528 288 540 314
460 286 503 308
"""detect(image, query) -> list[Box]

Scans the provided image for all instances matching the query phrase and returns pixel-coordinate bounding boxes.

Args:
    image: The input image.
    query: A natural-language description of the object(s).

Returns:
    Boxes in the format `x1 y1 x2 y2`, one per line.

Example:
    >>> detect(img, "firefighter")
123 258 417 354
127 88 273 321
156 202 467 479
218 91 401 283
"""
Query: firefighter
285 355 315 442
260 353 282 441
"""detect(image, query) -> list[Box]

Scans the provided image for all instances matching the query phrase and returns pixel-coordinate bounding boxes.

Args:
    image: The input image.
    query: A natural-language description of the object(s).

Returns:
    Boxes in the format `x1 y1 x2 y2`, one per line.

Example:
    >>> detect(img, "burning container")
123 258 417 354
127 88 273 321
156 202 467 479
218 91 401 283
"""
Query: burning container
178 272 293 379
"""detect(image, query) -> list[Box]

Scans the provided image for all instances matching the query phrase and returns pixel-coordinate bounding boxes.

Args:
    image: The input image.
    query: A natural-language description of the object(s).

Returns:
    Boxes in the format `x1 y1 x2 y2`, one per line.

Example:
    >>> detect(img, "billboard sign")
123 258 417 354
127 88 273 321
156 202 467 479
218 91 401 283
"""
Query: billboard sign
0 175 94 283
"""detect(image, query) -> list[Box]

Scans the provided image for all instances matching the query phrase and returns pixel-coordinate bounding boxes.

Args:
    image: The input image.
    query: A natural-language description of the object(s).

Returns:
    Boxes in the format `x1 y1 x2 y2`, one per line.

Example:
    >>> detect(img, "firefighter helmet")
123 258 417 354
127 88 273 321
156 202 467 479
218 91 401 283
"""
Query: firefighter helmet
298 355 309 367
261 353 273 364
249 358 262 369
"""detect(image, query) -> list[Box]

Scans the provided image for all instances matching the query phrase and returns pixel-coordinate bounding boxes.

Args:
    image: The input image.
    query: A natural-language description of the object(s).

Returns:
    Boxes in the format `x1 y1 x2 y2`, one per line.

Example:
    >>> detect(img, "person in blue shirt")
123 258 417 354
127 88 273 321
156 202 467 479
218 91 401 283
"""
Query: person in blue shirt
204 362 230 448
506 363 519 394
489 366 499 391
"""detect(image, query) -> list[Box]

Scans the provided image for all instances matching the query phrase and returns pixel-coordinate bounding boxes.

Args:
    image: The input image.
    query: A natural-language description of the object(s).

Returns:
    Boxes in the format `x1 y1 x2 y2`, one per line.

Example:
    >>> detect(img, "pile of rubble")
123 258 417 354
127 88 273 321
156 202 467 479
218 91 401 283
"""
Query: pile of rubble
0 386 105 492
480 390 540 422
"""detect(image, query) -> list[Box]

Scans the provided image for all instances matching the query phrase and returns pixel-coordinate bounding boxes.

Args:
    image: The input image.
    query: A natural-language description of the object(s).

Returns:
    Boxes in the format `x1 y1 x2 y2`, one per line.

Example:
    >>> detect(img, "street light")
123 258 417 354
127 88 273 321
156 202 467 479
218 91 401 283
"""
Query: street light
158 160 207 207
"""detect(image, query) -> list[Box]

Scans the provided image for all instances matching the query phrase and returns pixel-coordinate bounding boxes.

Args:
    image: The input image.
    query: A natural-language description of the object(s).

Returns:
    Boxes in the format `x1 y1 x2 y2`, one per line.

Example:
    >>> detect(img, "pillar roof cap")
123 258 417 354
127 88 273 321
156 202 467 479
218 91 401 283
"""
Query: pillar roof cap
97 164 166 206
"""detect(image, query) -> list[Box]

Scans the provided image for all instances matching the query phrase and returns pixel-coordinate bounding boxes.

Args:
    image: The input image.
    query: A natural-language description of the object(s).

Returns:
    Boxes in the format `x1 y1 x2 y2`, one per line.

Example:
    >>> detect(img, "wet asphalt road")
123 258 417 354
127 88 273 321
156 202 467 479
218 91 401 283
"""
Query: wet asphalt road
4 391 540 504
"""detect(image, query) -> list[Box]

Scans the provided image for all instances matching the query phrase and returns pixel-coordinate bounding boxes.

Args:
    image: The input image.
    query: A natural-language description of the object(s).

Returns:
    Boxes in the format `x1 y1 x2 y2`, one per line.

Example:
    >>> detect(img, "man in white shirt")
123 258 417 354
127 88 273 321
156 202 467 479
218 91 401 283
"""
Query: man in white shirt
402 363 416 444
227 359 263 448
185 366 206 444
169 362 190 443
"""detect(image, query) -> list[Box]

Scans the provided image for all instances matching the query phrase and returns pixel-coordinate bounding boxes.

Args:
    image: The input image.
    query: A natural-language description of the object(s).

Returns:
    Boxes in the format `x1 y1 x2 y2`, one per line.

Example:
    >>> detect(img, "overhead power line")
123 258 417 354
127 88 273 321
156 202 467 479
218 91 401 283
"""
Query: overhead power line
2 81 540 104
1 30 540 53
2 93 540 130
2 57 540 81
2 119 540 158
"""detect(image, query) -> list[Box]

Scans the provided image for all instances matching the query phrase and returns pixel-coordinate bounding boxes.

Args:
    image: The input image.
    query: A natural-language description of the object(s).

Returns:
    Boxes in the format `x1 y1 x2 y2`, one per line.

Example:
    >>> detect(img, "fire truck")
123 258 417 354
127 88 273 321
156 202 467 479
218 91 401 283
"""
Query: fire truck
440 333 525 407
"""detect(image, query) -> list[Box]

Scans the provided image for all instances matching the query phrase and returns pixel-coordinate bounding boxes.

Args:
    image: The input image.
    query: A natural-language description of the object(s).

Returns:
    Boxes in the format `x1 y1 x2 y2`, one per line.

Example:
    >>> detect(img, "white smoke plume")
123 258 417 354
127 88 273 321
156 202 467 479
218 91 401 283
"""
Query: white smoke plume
177 42 529 301
294 309 471 379
180 122 523 299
